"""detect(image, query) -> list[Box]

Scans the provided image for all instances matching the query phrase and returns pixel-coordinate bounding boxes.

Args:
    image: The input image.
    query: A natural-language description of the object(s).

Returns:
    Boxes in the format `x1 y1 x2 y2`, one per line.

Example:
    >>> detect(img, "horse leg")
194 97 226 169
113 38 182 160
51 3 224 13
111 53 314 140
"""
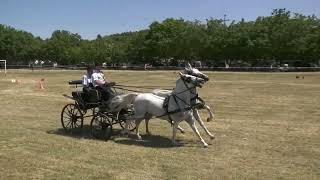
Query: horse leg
135 118 144 140
121 119 131 136
145 114 152 135
177 125 185 133
193 109 215 142
186 115 208 148
204 105 214 122
145 118 150 135
123 112 144 139
168 120 184 133
171 121 180 146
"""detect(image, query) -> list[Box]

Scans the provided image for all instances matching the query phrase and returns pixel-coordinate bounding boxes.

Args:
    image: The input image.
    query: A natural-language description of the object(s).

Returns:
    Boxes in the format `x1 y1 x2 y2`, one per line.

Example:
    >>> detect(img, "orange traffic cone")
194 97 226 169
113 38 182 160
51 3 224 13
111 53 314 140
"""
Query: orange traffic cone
36 78 45 90
16 80 22 85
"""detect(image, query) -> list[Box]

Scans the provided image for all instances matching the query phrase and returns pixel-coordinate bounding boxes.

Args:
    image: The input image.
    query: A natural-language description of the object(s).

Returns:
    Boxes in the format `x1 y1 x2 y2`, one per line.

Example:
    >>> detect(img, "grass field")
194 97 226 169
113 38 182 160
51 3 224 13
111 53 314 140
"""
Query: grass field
0 69 319 179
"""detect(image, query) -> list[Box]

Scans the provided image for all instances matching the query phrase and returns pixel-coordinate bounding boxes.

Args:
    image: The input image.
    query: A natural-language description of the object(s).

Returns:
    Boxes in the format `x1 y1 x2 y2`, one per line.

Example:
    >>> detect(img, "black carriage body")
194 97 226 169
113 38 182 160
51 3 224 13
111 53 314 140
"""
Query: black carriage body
71 88 101 110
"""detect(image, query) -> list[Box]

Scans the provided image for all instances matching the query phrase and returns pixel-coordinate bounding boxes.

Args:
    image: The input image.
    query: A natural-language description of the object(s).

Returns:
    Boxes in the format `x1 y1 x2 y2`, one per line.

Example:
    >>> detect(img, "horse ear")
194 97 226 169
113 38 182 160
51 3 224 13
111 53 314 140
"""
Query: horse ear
187 62 192 69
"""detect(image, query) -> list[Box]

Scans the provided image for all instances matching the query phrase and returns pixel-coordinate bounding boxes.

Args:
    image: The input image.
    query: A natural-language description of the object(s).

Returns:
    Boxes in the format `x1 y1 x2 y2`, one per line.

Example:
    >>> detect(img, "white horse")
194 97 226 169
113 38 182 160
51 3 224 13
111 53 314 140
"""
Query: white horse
148 64 214 137
104 93 138 113
150 88 215 140
182 64 214 122
123 73 212 147
154 63 214 121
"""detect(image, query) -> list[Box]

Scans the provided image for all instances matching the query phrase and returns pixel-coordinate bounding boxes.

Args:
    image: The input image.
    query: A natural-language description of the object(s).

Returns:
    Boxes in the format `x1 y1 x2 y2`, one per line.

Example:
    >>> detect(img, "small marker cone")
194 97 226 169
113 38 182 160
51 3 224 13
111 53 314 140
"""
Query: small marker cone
16 80 22 85
35 78 45 90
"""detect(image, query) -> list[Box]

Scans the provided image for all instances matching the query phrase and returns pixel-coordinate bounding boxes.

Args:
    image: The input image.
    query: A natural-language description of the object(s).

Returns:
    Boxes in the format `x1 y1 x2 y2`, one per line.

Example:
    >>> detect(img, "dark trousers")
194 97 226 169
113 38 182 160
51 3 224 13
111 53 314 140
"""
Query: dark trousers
96 86 115 101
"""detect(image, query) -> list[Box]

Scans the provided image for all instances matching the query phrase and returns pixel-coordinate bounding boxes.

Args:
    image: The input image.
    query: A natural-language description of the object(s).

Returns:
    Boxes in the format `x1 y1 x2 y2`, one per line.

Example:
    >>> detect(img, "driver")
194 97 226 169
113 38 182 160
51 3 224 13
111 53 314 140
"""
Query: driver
91 63 115 102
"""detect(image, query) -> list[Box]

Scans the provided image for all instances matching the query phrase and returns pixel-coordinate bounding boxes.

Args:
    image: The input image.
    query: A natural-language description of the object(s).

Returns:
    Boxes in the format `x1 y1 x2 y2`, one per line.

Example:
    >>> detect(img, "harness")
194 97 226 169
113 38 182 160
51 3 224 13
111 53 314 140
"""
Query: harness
161 77 205 124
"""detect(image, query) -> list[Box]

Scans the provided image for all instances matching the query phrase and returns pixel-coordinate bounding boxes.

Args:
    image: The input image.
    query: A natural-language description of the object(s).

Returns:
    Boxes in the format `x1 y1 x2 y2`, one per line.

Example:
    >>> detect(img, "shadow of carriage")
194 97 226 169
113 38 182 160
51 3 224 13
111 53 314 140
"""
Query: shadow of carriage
47 126 184 148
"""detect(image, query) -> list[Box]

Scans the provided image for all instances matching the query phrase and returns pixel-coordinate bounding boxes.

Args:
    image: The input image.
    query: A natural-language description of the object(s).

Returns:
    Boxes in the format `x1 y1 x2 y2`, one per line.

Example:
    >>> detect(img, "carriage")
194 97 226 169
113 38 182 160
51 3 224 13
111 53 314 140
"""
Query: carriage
60 64 215 147
60 80 136 140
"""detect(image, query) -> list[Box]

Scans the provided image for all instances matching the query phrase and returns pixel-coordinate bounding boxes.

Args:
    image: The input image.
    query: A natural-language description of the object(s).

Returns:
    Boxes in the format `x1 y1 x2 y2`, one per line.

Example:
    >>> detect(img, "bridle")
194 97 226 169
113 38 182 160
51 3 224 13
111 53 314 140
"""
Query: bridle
163 76 203 117
184 68 209 82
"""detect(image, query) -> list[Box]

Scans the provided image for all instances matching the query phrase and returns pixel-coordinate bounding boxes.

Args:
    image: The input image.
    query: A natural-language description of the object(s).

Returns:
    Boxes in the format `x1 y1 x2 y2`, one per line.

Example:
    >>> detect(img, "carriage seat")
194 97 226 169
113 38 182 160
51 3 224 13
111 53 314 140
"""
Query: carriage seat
71 88 101 103
82 86 102 103
71 91 85 101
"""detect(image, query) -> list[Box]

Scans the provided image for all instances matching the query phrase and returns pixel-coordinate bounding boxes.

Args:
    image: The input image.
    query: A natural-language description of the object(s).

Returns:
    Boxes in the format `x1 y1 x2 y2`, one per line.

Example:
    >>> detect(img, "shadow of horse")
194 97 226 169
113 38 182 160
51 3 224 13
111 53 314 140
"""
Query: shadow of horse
47 126 194 148
113 134 174 148
114 133 198 148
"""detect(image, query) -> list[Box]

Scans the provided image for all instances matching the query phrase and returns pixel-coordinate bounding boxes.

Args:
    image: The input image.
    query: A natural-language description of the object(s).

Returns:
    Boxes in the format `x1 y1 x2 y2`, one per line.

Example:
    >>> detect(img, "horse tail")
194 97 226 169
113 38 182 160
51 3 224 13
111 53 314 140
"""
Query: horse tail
126 92 139 104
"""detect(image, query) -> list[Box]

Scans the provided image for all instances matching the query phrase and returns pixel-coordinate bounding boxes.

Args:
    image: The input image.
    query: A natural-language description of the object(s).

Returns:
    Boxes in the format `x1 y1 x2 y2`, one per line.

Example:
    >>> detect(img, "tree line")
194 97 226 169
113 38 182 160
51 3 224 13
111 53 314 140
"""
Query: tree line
1 9 319 67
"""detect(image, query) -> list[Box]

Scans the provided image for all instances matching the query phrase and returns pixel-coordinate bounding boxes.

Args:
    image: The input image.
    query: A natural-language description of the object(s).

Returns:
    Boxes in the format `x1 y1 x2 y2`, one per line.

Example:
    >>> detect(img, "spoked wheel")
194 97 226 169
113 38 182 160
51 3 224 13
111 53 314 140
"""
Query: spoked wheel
118 109 136 131
61 103 84 132
91 107 99 116
90 113 113 140
80 108 88 116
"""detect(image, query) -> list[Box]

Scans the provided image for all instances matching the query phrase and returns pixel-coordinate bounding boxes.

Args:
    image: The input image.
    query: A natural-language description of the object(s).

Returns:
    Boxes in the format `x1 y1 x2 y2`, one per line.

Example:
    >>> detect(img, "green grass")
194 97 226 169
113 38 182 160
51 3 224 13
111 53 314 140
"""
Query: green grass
0 69 319 179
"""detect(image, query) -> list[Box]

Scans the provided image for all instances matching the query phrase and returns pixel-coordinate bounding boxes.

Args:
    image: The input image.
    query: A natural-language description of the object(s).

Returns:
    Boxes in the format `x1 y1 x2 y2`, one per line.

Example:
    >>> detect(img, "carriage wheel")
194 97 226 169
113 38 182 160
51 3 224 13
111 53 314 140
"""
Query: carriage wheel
91 107 99 116
118 109 136 131
90 114 112 140
61 104 84 132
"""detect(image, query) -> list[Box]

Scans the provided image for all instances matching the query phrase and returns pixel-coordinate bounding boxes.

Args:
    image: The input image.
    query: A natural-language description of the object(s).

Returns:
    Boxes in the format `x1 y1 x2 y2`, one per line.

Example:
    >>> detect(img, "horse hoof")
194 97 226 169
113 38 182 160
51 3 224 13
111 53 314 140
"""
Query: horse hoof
210 136 216 140
172 142 181 146
137 135 142 140
180 130 185 134
203 143 209 148
207 118 212 122
146 132 152 136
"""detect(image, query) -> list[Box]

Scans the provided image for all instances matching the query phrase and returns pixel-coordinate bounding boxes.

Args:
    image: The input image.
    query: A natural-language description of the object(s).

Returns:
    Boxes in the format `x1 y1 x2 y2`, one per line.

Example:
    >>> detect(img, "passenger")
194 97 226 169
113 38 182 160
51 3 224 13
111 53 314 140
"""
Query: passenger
82 65 94 88
91 63 115 102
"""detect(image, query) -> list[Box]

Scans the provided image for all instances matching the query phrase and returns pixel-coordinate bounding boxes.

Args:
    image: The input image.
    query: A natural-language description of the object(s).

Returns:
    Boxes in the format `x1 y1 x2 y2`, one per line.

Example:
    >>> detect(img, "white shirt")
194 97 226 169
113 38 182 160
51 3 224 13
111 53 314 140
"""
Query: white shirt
82 74 92 86
91 72 105 87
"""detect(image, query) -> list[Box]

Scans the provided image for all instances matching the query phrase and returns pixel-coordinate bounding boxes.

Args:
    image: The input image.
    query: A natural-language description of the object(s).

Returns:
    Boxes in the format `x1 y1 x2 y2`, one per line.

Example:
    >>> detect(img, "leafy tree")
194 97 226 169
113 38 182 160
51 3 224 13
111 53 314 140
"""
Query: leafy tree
1 9 320 67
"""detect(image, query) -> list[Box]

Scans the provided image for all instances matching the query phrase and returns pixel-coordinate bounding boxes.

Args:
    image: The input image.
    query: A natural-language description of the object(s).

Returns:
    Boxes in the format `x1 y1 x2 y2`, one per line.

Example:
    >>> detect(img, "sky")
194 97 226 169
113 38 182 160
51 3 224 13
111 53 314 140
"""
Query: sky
0 0 319 40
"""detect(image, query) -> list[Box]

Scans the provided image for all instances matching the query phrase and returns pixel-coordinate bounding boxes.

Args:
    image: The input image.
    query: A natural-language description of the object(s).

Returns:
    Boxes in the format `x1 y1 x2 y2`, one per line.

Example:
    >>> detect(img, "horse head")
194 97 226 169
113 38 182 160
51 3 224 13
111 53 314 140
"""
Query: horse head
183 63 209 82
179 72 205 88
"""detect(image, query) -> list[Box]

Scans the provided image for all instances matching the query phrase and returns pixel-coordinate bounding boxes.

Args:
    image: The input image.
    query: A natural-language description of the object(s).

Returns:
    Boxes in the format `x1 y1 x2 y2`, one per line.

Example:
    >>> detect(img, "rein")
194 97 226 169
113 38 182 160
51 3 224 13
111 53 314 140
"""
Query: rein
113 84 172 93
114 84 172 90
113 86 145 93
